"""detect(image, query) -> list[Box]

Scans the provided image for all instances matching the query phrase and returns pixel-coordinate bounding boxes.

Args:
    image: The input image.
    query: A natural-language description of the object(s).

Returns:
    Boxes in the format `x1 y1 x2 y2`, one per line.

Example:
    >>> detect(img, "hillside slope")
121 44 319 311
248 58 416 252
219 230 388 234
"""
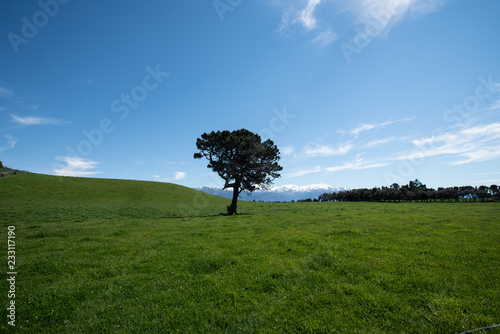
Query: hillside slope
0 173 229 222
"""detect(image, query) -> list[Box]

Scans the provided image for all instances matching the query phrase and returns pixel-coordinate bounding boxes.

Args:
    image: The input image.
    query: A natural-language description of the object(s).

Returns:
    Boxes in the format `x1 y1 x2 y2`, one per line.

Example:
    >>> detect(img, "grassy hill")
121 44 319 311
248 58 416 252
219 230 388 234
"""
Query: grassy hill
0 173 230 219
1 173 499 333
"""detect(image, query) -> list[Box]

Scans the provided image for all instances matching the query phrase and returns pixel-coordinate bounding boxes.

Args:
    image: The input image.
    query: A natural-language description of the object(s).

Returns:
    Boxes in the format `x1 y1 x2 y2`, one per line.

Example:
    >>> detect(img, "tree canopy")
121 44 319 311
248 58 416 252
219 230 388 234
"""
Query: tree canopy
318 180 500 203
194 129 282 215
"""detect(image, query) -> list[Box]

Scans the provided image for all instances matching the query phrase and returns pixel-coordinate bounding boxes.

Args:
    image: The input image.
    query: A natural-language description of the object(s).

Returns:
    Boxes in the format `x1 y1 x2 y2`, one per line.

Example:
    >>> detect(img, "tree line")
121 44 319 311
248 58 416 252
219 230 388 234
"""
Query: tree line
318 179 500 202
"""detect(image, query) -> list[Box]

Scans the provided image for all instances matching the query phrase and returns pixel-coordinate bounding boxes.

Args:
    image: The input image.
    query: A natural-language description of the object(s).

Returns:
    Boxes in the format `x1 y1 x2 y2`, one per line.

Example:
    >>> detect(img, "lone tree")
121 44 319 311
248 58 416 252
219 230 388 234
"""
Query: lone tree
194 129 282 215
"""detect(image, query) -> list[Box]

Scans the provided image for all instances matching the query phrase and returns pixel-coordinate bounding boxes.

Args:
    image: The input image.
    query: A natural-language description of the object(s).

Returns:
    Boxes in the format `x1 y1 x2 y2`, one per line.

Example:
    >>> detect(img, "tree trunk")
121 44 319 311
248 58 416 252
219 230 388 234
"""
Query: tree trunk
228 183 239 215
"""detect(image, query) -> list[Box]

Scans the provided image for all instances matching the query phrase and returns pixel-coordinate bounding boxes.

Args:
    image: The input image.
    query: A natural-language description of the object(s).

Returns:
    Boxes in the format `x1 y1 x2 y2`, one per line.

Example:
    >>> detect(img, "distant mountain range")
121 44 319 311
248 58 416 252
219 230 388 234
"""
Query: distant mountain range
195 184 348 202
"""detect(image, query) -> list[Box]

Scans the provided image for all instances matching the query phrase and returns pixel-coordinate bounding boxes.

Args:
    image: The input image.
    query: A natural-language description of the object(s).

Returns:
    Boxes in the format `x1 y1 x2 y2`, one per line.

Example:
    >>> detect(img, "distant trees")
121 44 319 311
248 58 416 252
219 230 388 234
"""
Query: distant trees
194 129 283 215
318 179 500 202
491 185 499 199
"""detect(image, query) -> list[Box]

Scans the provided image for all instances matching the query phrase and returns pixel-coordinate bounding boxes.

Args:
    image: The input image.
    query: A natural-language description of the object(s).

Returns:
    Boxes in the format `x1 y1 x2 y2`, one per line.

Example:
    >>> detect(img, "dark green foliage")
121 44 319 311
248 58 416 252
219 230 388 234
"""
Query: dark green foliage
194 129 282 214
320 179 500 202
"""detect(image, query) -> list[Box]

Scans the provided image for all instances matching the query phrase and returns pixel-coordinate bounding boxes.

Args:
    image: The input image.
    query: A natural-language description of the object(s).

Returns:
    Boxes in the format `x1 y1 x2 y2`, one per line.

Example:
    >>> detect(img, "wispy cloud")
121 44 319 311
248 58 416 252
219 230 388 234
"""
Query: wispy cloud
304 143 353 157
11 114 68 126
365 137 397 148
353 0 446 38
276 10 295 36
53 157 102 177
396 122 500 164
0 135 18 152
281 145 295 155
153 171 187 182
470 171 500 176
289 150 390 178
276 0 335 41
349 117 415 137
0 87 14 98
300 0 323 30
326 155 389 173
489 99 500 111
312 28 338 46
288 165 322 178
174 171 187 180
355 0 411 29
466 178 500 185
276 0 446 45
455 147 500 165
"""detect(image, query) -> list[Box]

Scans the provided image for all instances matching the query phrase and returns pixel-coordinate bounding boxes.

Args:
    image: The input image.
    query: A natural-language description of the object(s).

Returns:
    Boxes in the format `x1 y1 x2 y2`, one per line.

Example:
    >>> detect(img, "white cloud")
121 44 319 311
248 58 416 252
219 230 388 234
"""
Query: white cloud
353 0 446 38
349 117 415 137
300 0 323 30
281 145 295 155
350 123 378 136
174 171 187 180
326 162 388 173
0 87 14 98
152 175 167 181
11 114 68 126
325 164 351 173
356 162 390 169
470 171 500 176
490 99 500 111
455 147 500 165
288 165 322 178
0 135 18 152
365 137 396 148
313 28 338 46
461 123 500 136
304 143 352 157
356 0 412 26
276 0 446 45
53 157 102 177
466 178 500 185
153 171 187 182
276 10 295 36
288 156 388 177
326 155 389 173
276 0 331 37
396 122 500 164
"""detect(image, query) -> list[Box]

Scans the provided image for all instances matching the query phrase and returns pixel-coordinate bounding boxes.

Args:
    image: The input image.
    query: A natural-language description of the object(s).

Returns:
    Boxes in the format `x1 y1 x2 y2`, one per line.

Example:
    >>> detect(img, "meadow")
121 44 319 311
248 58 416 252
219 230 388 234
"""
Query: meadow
0 173 499 333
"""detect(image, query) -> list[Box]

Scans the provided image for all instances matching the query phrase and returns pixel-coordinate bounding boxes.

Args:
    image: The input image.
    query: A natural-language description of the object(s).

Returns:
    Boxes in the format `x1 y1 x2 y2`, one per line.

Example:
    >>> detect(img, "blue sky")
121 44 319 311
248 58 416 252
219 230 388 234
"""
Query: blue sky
1 0 499 189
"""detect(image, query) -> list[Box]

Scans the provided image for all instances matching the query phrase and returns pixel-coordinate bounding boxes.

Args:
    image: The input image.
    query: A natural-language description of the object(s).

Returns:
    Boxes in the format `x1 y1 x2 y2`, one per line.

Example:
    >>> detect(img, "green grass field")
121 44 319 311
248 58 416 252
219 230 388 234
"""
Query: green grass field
1 173 499 333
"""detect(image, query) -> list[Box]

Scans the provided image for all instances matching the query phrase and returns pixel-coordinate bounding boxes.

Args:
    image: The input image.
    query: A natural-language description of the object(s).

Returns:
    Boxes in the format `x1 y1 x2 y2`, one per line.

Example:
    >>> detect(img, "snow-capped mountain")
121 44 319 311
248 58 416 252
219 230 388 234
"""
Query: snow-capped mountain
195 184 347 202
